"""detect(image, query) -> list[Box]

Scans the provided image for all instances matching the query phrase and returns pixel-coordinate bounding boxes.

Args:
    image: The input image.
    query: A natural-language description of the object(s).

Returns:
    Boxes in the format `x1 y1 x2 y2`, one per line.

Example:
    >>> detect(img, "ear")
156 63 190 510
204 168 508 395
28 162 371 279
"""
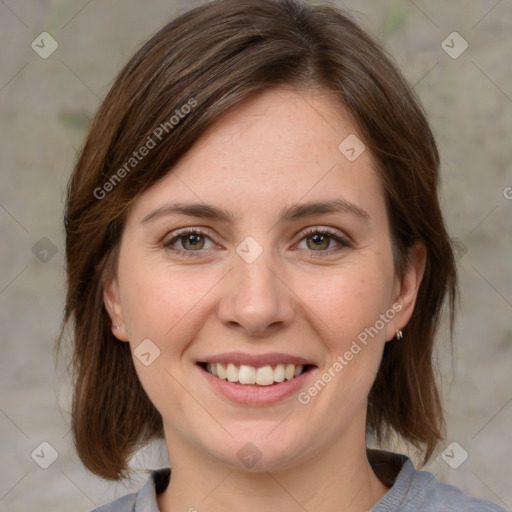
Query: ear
385 240 427 341
103 276 130 342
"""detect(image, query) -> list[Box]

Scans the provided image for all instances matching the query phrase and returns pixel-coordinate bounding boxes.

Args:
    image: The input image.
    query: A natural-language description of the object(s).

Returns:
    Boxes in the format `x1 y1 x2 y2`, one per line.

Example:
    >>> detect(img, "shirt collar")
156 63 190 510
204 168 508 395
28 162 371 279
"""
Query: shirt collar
134 450 413 511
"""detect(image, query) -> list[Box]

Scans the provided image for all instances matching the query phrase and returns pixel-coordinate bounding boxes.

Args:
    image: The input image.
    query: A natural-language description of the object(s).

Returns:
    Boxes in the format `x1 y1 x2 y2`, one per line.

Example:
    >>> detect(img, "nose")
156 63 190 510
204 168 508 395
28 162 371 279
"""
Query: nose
217 250 295 337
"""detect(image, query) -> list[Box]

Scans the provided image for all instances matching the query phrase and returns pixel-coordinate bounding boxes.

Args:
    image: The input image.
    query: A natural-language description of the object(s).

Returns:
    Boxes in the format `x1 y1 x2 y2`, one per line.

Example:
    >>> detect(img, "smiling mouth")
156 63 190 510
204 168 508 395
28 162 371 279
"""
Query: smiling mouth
198 362 314 386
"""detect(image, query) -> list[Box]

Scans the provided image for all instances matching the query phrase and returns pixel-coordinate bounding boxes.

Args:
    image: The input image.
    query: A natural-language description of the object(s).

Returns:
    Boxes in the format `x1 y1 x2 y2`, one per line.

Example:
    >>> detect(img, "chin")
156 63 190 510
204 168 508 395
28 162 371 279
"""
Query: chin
199 432 312 473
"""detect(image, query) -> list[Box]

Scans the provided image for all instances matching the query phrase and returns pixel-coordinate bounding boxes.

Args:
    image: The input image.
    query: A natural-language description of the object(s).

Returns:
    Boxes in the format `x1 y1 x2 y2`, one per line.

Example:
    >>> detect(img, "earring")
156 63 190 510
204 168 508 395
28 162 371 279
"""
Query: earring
395 329 403 340
114 325 120 330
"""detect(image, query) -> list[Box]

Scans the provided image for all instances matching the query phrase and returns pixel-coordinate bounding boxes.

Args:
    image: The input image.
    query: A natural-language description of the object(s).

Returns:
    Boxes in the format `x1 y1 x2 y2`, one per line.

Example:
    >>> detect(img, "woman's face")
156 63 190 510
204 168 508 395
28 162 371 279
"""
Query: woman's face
105 88 424 472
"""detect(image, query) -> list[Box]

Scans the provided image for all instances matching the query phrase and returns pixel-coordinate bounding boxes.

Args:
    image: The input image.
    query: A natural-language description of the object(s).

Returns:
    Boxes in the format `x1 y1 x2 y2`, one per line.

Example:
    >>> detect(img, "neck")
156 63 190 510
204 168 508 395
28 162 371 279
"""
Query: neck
157 433 390 512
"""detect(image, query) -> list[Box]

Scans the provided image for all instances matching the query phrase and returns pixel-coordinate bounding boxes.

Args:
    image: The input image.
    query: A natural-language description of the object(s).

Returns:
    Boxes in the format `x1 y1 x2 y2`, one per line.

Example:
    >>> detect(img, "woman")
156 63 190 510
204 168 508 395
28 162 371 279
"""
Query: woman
58 0 507 510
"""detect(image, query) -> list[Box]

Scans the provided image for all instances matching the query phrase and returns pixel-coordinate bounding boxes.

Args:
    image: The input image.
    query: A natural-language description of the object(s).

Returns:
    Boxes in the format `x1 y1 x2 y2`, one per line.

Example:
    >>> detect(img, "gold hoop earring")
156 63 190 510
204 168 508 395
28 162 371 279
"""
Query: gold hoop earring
395 329 403 340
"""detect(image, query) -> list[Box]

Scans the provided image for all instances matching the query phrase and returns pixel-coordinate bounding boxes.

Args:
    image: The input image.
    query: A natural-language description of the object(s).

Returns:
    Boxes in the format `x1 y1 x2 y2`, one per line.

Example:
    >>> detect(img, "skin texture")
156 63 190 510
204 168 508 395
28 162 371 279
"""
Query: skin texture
104 88 426 511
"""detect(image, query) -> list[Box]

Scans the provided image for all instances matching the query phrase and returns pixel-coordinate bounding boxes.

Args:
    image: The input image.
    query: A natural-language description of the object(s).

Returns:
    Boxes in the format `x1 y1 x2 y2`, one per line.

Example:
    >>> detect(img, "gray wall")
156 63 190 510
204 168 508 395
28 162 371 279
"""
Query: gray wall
1 1 511 510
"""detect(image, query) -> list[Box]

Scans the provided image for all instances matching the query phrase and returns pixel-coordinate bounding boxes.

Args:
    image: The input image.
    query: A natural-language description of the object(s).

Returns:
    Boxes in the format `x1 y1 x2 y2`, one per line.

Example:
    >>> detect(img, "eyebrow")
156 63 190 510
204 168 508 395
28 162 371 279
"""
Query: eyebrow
141 198 370 224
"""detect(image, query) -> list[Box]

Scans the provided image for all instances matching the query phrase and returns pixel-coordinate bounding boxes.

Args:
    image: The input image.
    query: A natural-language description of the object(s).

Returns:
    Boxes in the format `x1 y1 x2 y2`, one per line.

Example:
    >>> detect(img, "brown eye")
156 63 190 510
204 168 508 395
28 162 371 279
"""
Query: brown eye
306 233 331 251
163 228 216 257
180 232 205 250
296 228 353 255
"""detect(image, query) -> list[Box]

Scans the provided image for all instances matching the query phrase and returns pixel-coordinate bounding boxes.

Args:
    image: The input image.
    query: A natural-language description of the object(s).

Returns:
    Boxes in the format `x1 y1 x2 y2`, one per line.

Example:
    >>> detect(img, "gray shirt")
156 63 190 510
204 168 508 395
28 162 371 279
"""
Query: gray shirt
90 451 508 511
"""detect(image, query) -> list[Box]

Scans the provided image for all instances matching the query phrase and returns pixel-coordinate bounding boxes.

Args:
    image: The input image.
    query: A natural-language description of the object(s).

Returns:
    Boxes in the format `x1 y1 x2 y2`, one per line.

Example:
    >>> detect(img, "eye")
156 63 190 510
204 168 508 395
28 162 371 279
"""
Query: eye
162 226 353 258
162 228 216 257
295 227 353 255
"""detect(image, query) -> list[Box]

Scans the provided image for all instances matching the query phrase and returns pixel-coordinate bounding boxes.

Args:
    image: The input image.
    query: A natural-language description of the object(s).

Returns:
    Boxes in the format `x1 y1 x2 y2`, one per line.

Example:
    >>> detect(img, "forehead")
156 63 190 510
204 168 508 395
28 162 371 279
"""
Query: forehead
128 87 387 226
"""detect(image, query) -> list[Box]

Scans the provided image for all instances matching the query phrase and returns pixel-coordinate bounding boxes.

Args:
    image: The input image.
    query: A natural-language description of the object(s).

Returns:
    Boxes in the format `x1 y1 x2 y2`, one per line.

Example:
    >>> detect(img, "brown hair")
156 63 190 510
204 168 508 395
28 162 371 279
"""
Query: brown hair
58 0 458 480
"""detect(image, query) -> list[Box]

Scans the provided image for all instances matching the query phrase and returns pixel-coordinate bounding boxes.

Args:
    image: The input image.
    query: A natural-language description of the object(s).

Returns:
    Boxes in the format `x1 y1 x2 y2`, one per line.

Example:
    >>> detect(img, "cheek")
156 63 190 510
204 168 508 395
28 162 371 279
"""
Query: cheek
118 259 217 419
119 254 216 344
295 273 390 410
299 265 392 348
295 262 394 404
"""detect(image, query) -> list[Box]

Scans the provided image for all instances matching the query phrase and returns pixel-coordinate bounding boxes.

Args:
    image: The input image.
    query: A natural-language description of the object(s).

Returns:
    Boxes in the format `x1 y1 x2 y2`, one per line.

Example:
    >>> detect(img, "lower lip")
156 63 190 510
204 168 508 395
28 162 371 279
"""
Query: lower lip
197 364 315 406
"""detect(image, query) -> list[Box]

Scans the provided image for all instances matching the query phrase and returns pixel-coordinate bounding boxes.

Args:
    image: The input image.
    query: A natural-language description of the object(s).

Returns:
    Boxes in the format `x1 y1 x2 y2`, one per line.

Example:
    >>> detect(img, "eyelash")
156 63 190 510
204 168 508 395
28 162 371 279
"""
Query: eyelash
162 226 353 258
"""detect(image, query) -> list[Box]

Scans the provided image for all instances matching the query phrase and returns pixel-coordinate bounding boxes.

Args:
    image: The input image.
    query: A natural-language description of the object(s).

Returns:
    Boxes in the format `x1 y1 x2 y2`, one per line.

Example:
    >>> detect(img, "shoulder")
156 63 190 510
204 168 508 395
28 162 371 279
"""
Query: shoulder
369 450 508 512
88 468 170 512
404 468 508 512
89 492 138 512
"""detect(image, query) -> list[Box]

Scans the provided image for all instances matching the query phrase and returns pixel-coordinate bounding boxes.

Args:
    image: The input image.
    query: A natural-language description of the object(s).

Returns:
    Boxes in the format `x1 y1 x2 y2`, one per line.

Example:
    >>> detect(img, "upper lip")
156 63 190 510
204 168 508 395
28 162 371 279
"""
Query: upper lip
198 352 316 367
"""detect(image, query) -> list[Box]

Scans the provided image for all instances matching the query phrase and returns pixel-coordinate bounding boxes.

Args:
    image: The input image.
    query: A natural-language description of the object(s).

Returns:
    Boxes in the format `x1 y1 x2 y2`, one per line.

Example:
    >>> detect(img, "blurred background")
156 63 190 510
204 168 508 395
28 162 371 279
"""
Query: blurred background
0 1 511 510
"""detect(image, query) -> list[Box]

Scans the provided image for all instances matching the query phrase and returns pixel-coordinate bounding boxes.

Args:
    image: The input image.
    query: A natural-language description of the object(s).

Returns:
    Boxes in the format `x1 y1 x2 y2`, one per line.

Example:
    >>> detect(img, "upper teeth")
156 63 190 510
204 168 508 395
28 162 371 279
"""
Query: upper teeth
206 363 304 386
